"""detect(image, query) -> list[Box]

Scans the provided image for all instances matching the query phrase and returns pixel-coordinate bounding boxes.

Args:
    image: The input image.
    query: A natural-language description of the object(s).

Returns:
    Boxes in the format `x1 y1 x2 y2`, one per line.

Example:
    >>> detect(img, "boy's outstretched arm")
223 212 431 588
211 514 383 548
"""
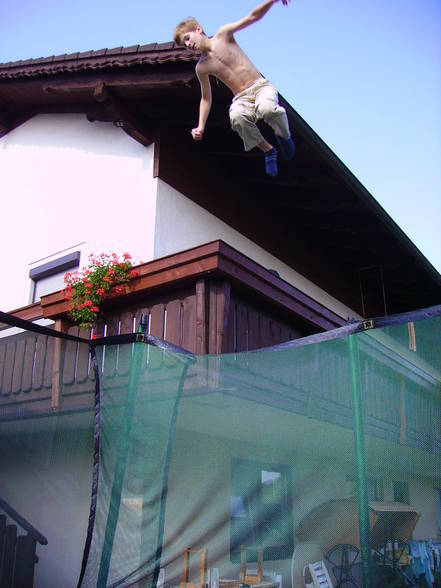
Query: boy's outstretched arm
218 0 290 37
191 67 212 141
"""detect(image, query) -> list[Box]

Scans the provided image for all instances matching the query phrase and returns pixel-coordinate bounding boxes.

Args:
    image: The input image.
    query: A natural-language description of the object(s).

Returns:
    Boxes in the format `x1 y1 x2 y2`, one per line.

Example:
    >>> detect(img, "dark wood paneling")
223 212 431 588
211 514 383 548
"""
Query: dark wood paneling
11 338 25 395
119 311 134 335
224 293 307 354
1 525 17 588
183 293 197 353
247 309 260 351
150 304 165 338
1 277 320 417
0 344 6 394
236 302 248 353
62 327 78 386
32 335 46 390
208 281 231 354
225 301 236 353
21 335 35 393
3 342 16 395
43 336 54 389
14 534 37 587
76 329 91 383
165 300 182 347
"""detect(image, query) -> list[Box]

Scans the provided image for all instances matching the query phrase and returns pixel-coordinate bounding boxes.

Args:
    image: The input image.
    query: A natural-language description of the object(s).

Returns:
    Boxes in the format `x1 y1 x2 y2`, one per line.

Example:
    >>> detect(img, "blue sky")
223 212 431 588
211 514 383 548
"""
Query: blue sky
1 0 440 272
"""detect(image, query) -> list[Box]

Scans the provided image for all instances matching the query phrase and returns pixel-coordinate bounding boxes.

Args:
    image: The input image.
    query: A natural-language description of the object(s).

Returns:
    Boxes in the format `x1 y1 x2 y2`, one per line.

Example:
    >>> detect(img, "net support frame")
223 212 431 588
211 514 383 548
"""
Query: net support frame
97 320 149 587
348 333 372 588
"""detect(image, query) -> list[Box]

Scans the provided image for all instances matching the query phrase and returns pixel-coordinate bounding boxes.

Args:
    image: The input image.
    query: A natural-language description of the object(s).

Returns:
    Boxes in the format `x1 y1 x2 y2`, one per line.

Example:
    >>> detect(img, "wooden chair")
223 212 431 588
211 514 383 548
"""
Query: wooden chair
240 545 263 585
180 547 207 588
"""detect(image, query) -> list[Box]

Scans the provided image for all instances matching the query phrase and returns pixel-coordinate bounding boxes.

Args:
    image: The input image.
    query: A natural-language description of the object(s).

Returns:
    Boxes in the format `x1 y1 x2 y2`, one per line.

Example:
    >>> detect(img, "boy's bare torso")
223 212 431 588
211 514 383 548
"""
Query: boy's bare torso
196 31 261 96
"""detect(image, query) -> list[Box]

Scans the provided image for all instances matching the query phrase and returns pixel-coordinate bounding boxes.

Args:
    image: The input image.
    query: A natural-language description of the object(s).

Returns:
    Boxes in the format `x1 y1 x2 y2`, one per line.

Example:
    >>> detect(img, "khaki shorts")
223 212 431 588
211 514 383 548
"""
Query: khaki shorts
229 78 289 151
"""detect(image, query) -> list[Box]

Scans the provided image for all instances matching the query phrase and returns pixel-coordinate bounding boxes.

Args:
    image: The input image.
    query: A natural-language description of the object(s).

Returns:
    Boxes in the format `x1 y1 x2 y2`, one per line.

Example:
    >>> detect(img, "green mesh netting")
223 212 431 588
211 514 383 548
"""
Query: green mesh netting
0 314 440 588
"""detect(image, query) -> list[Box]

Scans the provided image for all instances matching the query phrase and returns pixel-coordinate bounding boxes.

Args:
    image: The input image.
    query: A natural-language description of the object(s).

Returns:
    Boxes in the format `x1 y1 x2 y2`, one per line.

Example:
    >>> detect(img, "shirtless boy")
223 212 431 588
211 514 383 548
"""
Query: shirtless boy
173 0 294 177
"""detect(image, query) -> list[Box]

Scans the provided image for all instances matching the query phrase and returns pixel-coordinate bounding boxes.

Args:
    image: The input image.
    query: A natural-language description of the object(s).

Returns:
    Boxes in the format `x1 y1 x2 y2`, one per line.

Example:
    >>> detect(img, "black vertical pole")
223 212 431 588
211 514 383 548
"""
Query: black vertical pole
97 319 147 587
348 333 372 588
77 345 101 587
150 357 193 588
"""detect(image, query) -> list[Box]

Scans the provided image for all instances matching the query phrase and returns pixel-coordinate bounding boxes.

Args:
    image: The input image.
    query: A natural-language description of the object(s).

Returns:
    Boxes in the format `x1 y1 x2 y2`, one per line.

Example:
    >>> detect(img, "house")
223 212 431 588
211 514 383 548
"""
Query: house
0 44 440 587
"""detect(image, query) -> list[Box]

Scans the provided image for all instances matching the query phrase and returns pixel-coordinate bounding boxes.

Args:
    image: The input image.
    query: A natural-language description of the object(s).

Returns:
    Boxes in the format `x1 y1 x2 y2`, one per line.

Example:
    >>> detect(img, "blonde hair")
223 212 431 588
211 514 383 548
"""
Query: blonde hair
173 17 201 46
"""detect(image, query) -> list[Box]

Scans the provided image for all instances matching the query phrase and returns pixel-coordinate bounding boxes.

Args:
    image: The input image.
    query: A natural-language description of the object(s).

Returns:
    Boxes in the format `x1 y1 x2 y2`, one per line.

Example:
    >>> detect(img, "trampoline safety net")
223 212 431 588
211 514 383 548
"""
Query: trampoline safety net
0 307 440 588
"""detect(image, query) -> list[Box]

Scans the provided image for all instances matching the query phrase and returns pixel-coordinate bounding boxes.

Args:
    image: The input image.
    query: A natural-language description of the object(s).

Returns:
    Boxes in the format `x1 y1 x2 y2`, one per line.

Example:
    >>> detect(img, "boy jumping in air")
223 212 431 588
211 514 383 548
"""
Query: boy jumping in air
173 0 294 177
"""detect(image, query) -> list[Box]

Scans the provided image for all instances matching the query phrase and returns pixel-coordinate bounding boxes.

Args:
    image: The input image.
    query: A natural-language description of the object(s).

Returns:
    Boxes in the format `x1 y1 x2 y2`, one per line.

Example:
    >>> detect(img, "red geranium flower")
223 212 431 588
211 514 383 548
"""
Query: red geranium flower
66 251 136 329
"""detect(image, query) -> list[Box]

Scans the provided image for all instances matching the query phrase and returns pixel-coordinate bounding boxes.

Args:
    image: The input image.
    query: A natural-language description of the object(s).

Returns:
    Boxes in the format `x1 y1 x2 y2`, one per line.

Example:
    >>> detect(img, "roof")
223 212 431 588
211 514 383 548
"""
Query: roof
1 42 440 316
0 42 197 79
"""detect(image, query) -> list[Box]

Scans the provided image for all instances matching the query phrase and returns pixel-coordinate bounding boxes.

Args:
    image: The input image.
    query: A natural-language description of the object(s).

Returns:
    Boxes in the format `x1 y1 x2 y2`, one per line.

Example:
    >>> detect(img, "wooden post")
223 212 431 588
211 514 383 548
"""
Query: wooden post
196 280 207 355
182 548 190 584
257 548 263 582
200 548 207 587
180 548 207 588
51 318 67 411
240 546 246 582
240 546 263 584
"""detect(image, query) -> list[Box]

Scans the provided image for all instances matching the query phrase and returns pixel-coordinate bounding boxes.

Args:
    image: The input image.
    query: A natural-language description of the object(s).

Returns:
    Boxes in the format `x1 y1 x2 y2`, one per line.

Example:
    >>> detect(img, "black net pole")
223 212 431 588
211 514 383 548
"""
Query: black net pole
150 357 194 588
348 333 372 588
77 346 101 588
97 321 148 587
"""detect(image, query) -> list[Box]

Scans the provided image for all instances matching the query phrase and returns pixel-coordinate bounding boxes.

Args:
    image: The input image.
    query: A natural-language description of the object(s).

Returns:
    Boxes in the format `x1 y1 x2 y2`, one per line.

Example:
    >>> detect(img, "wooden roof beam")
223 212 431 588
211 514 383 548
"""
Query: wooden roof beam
42 71 195 94
90 82 153 147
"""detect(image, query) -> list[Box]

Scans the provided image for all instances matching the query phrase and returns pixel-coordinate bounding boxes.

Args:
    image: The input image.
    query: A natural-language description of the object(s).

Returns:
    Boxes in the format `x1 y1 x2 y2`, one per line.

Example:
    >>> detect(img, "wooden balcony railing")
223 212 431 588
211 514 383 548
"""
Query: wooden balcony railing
0 241 439 456
0 497 48 587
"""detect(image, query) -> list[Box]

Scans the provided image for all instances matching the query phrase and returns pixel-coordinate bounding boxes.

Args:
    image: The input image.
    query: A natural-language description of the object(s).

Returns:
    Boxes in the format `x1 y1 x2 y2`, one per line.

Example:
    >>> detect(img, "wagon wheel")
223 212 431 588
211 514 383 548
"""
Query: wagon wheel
325 544 360 587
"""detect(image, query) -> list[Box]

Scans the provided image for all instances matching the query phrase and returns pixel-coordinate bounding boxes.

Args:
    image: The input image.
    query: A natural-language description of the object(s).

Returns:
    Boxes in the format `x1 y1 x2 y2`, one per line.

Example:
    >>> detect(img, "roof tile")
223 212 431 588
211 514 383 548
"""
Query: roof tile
138 43 158 52
64 52 80 60
77 50 95 59
124 44 140 54
157 42 175 50
105 46 124 56
0 42 197 79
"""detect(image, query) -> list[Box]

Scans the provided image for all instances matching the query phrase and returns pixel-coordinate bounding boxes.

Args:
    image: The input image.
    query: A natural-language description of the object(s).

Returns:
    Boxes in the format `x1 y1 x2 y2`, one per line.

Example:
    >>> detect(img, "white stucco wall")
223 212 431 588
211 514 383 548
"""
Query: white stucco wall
154 179 358 320
0 114 157 312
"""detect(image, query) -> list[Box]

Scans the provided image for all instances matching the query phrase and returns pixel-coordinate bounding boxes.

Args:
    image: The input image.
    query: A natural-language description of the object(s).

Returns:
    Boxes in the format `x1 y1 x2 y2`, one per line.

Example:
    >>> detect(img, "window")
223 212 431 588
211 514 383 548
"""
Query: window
230 459 293 562
346 477 384 501
30 251 80 303
393 481 409 504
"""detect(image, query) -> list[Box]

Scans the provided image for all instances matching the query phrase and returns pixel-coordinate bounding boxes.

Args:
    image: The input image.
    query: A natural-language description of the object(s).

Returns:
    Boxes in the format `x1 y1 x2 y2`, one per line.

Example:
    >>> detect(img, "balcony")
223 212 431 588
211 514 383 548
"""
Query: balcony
0 241 439 457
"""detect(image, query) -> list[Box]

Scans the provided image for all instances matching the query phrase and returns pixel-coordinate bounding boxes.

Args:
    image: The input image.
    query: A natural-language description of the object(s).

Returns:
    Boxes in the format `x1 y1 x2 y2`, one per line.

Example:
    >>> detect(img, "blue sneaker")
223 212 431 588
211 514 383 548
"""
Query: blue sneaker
276 135 295 160
264 148 278 176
